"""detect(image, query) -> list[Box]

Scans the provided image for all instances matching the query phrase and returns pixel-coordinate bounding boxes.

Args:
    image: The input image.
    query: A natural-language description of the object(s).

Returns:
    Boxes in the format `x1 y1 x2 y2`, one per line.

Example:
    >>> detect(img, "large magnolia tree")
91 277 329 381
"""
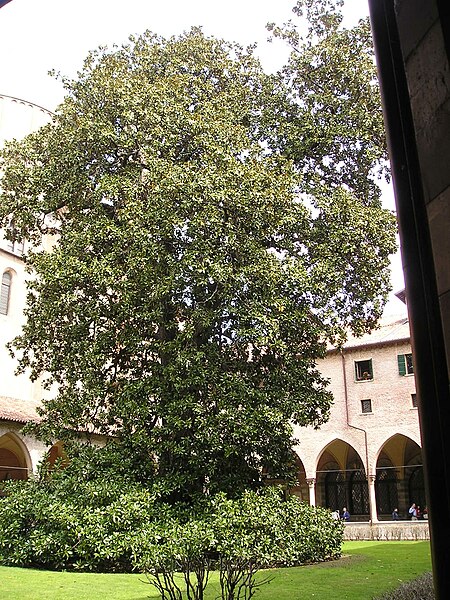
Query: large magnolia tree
0 0 396 501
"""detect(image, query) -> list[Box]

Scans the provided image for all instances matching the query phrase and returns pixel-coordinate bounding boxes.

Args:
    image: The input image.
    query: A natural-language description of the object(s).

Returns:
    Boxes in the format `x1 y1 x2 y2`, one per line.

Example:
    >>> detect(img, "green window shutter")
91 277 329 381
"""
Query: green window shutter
397 354 406 376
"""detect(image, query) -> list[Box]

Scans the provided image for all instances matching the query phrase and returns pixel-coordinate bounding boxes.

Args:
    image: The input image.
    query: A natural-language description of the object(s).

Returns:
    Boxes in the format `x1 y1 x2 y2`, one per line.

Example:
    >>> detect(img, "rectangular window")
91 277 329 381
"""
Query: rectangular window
411 393 418 408
398 353 414 376
355 359 373 381
3 238 24 255
361 399 372 413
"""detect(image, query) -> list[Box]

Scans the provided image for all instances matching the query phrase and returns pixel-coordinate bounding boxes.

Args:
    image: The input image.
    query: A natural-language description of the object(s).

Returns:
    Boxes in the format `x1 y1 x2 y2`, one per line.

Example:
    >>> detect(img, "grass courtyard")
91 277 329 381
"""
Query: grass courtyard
0 540 432 600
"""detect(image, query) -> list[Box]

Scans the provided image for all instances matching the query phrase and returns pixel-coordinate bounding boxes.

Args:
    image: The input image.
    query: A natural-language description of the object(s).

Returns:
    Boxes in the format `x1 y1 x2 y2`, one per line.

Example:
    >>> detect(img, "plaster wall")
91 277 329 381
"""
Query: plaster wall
343 521 429 541
0 94 52 146
0 244 37 401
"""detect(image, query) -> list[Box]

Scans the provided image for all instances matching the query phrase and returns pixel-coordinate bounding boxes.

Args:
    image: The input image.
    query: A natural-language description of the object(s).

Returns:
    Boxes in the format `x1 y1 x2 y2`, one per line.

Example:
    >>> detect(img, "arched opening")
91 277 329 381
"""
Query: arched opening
288 454 308 501
0 270 12 315
46 441 68 469
316 439 369 520
376 434 424 520
349 468 370 515
324 466 346 511
0 432 30 481
262 453 308 501
408 467 424 506
375 460 398 517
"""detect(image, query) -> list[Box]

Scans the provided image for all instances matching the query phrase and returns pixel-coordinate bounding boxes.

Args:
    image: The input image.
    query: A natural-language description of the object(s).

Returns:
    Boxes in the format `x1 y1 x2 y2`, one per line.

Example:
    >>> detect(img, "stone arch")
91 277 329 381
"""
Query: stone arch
0 431 32 481
375 434 424 520
262 452 308 501
289 453 308 502
46 441 68 468
1 266 17 279
315 438 369 518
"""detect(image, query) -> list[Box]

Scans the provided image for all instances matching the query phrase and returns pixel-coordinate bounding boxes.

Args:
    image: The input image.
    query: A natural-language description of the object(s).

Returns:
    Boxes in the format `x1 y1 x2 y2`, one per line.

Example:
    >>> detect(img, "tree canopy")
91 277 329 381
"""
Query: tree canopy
267 0 389 203
0 0 396 502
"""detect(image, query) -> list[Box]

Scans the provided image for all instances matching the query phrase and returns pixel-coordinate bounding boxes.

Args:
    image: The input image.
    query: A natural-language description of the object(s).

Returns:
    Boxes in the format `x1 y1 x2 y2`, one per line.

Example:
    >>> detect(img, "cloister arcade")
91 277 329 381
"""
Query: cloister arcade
292 434 424 522
1 427 424 523
0 431 63 483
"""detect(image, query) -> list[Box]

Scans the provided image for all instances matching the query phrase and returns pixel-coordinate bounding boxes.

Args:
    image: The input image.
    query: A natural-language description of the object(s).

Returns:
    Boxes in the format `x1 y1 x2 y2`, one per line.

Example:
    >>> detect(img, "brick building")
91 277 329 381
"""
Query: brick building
290 312 423 522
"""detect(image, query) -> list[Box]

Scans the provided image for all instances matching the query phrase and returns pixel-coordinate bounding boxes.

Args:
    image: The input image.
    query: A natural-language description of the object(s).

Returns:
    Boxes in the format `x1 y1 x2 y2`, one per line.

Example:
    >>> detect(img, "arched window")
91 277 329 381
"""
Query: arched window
376 468 398 515
349 469 370 515
408 466 426 508
0 271 12 315
324 470 346 511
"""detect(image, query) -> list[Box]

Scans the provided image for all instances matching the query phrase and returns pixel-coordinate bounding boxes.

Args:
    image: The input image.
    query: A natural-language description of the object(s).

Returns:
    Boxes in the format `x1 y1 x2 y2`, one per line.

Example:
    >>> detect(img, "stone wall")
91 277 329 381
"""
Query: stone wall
343 521 429 541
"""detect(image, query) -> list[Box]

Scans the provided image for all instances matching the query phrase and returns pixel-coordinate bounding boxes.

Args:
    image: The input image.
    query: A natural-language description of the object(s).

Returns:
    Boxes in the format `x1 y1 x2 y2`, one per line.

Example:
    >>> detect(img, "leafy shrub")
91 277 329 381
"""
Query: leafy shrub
137 516 216 600
374 572 434 599
0 478 164 571
214 488 342 599
0 456 343 581
135 488 343 599
209 487 343 568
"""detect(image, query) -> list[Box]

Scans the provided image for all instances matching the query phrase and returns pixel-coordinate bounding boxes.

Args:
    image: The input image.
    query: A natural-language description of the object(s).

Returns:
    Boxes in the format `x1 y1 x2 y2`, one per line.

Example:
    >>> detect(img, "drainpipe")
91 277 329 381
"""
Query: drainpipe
340 349 377 523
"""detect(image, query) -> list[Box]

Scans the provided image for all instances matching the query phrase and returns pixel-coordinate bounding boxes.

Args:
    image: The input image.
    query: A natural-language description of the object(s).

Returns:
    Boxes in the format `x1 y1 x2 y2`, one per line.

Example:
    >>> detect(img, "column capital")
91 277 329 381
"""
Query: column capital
306 478 316 487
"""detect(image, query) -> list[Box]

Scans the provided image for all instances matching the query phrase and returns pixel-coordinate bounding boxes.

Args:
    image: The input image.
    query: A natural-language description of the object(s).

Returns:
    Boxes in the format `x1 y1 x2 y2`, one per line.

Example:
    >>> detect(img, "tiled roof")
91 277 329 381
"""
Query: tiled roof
338 315 411 351
0 396 41 424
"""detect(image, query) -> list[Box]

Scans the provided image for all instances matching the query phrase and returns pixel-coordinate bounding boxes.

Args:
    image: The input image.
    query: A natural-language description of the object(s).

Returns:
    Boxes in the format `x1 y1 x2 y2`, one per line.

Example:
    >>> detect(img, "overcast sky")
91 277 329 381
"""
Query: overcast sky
0 0 371 110
0 0 405 308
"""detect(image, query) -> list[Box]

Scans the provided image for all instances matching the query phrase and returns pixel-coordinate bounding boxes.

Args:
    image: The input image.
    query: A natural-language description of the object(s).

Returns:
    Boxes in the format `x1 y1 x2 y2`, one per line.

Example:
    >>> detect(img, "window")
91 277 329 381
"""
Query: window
398 353 414 375
361 399 372 413
411 393 418 408
4 239 24 256
355 359 373 381
0 271 12 315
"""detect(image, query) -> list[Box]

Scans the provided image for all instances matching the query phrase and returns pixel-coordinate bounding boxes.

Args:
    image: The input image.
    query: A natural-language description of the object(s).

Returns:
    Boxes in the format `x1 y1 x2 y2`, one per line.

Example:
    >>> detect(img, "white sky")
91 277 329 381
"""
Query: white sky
0 0 370 110
0 0 405 311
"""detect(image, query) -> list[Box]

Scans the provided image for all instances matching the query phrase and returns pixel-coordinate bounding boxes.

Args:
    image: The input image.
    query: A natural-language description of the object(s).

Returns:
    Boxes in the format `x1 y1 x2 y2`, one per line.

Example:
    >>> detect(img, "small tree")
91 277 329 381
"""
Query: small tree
138 489 344 600
141 517 215 600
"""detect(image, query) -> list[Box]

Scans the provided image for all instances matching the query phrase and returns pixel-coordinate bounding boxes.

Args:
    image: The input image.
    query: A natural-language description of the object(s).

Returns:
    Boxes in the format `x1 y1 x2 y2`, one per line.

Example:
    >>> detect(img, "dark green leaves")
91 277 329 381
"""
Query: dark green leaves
0 16 396 502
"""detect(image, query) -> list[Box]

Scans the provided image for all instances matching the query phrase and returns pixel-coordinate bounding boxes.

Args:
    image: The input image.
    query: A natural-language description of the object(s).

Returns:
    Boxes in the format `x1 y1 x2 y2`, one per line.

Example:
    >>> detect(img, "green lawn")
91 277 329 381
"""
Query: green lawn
0 541 432 600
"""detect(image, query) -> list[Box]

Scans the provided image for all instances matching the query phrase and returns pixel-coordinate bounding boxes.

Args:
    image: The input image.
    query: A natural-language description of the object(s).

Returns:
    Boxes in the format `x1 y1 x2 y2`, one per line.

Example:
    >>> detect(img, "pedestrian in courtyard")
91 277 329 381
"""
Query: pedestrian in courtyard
392 508 400 520
342 507 350 521
409 502 418 520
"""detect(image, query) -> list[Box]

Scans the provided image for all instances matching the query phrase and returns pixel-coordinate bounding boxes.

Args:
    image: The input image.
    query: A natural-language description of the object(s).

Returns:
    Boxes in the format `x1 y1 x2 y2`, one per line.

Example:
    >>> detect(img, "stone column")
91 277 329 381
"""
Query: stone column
369 474 378 523
306 478 316 507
